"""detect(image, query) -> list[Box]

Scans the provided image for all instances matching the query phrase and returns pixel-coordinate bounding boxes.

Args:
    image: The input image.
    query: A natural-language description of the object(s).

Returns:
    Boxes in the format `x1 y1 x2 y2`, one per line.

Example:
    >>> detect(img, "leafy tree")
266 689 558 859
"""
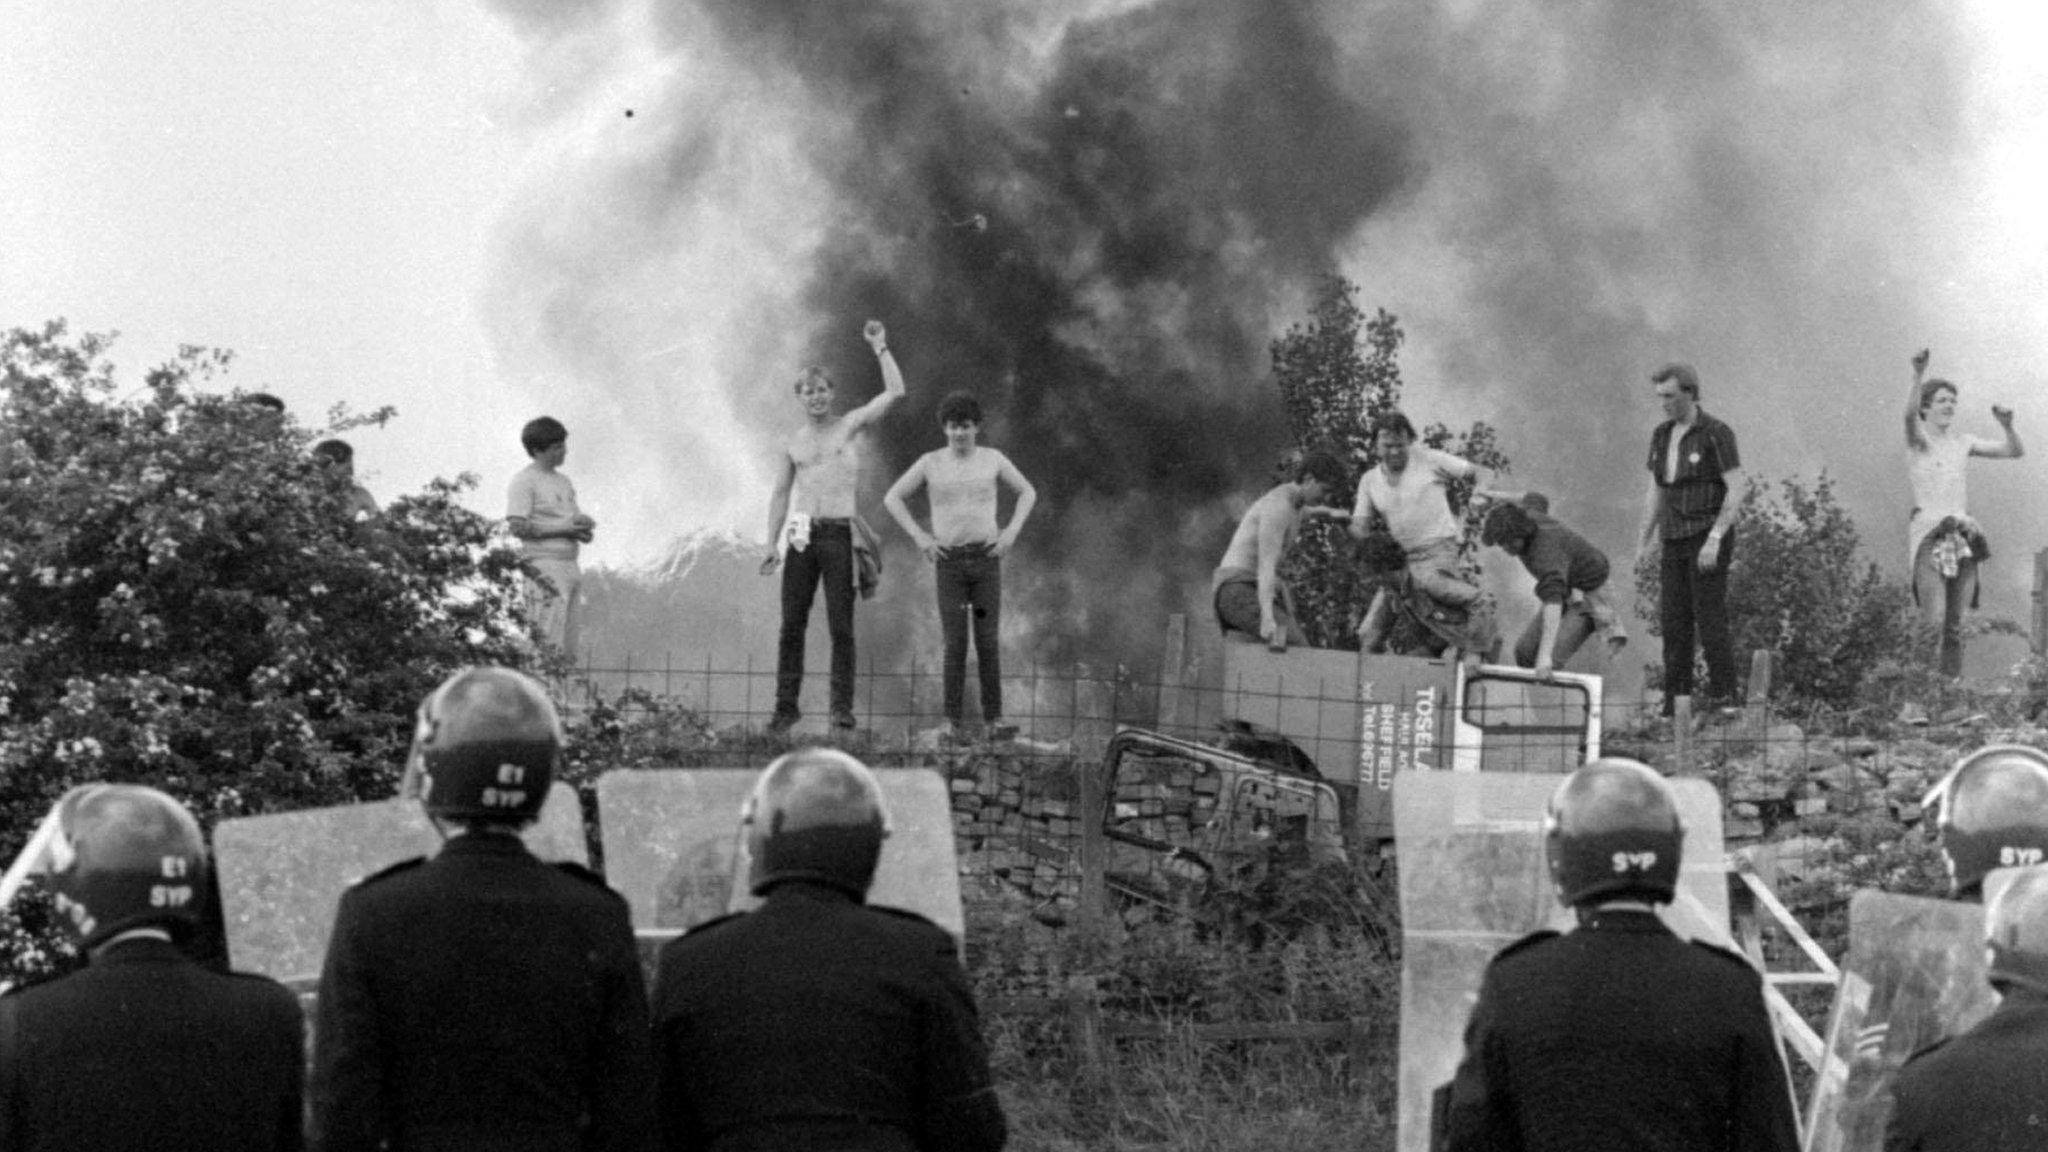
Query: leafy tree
1632 472 1922 708
1270 277 1508 648
0 322 539 978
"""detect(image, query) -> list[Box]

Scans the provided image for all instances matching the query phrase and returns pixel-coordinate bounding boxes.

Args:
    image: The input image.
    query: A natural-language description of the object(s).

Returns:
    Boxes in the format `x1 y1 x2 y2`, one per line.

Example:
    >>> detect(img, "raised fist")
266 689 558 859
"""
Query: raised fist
1911 348 1931 375
1993 404 2015 424
863 320 887 353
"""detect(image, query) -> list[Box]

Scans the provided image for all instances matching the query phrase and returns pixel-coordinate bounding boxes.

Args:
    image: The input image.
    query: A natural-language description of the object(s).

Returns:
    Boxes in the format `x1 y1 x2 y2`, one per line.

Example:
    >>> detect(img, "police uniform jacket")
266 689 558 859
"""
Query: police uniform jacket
309 831 656 1152
1443 907 1799 1152
1885 987 2048 1152
650 880 1006 1152
0 934 304 1152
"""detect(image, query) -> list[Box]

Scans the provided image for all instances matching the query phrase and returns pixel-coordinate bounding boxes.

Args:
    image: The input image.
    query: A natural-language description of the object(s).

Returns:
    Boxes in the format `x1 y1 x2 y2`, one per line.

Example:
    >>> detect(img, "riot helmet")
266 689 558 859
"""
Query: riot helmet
1925 744 2048 900
408 666 561 825
741 747 891 898
1984 864 2048 996
1544 757 1685 907
46 783 209 949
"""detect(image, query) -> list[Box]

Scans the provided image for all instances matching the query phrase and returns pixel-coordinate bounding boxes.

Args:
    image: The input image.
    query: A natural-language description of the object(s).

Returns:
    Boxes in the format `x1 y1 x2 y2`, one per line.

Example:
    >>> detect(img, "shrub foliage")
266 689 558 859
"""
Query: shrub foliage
0 322 535 910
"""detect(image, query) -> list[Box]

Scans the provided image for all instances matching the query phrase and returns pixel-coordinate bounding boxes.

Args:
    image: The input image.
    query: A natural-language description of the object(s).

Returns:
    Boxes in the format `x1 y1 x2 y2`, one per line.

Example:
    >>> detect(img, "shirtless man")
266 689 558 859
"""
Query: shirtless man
883 391 1037 740
1212 451 1348 651
761 320 905 732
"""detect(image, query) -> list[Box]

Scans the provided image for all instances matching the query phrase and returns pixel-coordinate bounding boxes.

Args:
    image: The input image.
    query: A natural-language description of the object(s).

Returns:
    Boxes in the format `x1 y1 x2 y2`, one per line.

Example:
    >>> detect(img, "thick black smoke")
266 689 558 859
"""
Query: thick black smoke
678 0 1408 667
483 0 2034 685
486 0 1413 668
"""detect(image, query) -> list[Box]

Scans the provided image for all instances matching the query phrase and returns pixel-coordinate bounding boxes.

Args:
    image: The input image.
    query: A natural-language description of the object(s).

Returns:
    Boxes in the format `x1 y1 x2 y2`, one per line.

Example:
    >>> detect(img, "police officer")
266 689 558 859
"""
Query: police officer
1885 865 2048 1150
650 747 1006 1152
309 666 655 1152
0 784 304 1152
1440 758 1798 1152
1926 744 2048 901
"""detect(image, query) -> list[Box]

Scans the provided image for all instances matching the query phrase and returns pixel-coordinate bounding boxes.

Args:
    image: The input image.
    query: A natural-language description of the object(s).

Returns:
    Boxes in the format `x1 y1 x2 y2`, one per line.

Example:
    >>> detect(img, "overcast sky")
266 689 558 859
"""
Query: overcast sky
5 0 2046 642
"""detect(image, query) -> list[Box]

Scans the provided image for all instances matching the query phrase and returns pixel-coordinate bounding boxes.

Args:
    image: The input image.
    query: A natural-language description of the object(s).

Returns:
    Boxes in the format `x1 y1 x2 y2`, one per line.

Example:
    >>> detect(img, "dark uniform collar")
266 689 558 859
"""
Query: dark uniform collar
91 935 191 966
438 830 536 859
761 879 863 905
1574 906 1669 933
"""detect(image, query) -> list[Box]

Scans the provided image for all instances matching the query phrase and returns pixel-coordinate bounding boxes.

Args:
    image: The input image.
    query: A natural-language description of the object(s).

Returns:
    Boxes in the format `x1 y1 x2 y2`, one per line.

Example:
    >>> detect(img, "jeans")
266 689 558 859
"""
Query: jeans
1512 600 1598 668
937 544 1003 724
1912 531 1977 678
1660 529 1737 708
776 523 855 718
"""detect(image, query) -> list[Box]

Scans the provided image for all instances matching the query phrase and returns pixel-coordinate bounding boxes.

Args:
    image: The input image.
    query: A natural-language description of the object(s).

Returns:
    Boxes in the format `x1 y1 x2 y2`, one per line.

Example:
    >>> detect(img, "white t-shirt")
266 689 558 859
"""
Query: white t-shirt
1905 426 1994 567
507 463 581 562
1353 445 1476 551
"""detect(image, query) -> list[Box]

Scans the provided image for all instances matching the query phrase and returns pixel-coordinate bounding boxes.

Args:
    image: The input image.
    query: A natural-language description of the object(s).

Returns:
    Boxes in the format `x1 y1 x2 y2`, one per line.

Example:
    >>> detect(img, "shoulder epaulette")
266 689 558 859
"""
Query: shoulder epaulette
871 905 945 930
1687 938 1761 974
354 856 426 887
1901 1036 1953 1067
1490 929 1561 965
550 860 619 893
871 905 960 958
679 911 747 939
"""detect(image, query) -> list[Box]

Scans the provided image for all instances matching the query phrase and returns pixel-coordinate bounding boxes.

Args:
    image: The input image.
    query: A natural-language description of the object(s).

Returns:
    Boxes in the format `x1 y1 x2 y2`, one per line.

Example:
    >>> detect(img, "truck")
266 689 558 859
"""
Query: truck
1097 633 1604 908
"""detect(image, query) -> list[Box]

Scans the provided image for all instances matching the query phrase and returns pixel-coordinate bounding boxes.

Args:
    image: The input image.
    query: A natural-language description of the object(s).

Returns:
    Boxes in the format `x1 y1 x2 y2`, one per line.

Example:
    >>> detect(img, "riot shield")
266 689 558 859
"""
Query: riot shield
594 767 963 946
212 782 587 987
1393 771 1730 1152
1802 892 1995 1152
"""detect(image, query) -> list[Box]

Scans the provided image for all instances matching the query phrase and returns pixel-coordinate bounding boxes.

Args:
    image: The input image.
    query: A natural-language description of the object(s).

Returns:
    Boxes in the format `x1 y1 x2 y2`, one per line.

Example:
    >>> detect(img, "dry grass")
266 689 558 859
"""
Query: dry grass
969 878 1402 1152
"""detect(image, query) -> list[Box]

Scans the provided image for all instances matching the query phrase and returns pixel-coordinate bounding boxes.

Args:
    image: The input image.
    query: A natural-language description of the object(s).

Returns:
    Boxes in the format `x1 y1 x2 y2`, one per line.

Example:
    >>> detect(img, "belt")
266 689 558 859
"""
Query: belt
809 518 853 528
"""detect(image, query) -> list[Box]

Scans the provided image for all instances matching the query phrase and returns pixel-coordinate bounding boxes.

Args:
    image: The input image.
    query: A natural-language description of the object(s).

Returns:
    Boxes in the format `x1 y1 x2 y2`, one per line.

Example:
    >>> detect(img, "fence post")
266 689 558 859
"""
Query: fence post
1077 755 1107 939
1159 613 1188 729
1345 1017 1376 1087
2034 548 2048 657
1743 649 1772 738
1065 974 1104 1073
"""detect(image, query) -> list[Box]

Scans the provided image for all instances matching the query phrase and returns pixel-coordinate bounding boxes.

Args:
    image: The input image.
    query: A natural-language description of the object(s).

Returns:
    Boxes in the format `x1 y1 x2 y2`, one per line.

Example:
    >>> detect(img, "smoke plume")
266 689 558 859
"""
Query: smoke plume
481 0 2039 677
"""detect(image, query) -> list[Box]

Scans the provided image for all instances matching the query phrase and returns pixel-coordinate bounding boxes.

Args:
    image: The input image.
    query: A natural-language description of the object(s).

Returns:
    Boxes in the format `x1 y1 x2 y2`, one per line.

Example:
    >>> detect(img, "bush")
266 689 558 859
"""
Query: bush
1 321 538 983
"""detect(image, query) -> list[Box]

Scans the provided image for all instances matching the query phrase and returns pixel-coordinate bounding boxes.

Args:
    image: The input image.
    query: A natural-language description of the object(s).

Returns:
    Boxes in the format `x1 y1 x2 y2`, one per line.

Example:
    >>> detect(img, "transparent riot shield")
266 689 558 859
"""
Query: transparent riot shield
1393 771 1730 1152
594 768 964 950
1802 892 1995 1152
212 782 587 987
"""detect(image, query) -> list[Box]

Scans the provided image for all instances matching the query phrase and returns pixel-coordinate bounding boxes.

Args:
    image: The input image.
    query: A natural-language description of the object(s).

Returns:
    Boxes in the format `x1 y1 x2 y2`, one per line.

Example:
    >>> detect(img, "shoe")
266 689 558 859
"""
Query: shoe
830 710 857 731
767 711 798 735
987 722 1019 742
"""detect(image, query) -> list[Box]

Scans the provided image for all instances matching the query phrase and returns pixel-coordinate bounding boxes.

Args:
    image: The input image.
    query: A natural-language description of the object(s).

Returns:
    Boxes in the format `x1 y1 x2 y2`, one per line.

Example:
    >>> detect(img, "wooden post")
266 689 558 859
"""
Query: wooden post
1345 1018 1376 1088
1077 756 1107 939
2033 548 2048 657
1743 649 1772 738
1065 974 1104 1073
1159 613 1189 729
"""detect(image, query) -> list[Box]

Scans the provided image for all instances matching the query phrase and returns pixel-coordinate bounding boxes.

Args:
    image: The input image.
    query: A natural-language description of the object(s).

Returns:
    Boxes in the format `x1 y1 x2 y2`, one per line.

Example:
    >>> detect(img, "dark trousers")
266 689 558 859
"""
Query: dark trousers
776 523 855 717
936 544 1003 724
1660 529 1737 708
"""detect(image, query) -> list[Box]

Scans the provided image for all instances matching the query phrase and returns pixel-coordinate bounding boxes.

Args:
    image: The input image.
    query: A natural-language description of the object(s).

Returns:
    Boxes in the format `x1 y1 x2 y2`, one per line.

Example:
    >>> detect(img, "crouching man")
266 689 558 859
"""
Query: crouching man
1212 450 1348 651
